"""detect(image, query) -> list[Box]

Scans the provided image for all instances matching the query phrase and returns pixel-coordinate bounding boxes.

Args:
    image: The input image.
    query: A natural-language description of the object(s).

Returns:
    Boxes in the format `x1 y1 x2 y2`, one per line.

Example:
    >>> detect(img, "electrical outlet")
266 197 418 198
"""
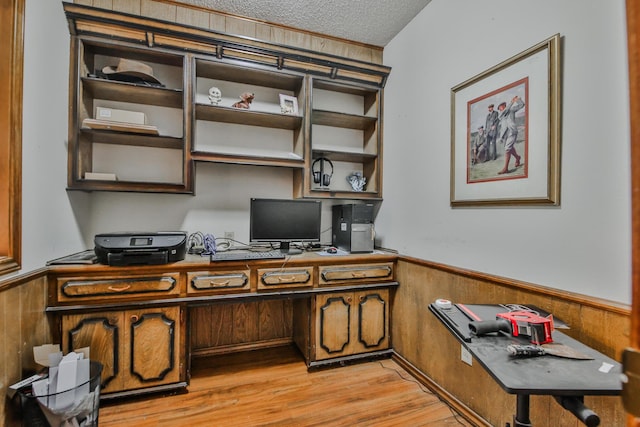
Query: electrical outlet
461 345 473 366
224 231 234 240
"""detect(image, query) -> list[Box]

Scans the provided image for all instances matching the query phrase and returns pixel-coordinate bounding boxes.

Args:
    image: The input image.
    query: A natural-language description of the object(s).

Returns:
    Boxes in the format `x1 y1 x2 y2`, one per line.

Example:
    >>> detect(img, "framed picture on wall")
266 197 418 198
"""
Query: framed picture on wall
450 33 561 207
279 94 299 115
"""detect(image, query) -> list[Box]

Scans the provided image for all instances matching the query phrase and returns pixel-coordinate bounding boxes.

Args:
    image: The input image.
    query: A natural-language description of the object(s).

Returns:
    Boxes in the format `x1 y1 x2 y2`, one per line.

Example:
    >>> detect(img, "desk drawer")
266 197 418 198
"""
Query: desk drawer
57 273 180 302
187 270 250 294
319 263 393 286
257 267 313 290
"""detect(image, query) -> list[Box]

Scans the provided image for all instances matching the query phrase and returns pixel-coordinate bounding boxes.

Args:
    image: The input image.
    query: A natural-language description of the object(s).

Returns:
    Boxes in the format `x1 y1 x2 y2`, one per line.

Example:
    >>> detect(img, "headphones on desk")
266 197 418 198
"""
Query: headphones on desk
312 157 333 187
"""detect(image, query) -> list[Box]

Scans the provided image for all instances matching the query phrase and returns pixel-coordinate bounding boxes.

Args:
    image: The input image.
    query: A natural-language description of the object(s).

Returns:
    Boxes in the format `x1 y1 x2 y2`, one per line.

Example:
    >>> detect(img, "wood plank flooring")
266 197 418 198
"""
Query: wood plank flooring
99 346 473 426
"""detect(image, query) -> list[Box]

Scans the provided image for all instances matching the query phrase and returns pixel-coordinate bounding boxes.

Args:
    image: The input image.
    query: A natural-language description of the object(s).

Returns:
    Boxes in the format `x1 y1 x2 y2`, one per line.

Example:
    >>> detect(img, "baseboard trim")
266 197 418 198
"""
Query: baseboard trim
307 349 393 370
191 338 293 358
391 351 492 427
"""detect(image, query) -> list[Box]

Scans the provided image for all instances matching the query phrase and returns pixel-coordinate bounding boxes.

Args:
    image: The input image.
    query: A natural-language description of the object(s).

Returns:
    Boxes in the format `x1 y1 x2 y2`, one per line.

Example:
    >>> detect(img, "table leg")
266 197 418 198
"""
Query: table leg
513 394 532 427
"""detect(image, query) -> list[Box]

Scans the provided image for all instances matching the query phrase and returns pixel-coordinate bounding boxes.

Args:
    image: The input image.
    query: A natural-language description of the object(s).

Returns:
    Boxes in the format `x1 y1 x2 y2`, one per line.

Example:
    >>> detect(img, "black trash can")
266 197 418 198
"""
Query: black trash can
18 361 102 427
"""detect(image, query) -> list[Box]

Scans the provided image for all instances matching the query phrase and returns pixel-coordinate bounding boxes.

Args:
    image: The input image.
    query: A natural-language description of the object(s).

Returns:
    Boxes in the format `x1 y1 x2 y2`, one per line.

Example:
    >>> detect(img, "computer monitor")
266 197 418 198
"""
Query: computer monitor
250 198 322 254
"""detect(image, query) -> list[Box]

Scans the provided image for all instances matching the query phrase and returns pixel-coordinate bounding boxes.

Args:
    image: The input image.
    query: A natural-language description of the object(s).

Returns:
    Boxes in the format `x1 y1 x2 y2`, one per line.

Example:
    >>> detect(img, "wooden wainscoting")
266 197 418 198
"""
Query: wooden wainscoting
392 257 630 427
0 271 52 427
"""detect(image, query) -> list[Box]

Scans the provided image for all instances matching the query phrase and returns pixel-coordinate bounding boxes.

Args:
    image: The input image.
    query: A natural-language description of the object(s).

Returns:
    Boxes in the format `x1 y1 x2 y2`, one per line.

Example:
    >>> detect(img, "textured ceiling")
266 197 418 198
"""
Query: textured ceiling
172 0 432 46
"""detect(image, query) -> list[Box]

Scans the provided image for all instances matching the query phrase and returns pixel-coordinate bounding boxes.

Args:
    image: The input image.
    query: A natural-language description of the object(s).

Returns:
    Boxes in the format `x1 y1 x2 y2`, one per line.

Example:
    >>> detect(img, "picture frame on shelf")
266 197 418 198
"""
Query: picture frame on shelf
279 94 298 115
450 33 561 207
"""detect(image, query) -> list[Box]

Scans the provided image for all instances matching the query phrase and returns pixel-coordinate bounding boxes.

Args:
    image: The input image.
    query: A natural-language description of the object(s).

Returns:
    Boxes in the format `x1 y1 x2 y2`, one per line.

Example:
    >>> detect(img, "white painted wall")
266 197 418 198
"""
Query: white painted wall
17 1 632 304
20 1 88 273
378 0 632 303
18 1 334 272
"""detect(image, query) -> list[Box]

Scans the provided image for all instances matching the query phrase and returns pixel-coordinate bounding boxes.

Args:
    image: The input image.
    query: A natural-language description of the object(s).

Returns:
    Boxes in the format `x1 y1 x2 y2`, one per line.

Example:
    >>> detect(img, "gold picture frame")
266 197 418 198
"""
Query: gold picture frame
450 34 561 207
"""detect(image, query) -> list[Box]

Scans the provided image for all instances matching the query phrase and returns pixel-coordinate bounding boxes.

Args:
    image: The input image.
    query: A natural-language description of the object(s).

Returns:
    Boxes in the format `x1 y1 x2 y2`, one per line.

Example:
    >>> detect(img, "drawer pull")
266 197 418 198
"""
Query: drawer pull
108 285 132 292
210 280 230 286
260 269 311 286
190 273 249 290
321 265 393 282
60 276 177 298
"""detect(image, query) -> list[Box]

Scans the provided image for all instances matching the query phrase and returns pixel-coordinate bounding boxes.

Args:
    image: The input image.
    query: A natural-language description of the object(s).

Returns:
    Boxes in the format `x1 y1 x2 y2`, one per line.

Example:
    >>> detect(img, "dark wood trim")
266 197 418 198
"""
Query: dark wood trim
625 0 640 423
626 0 640 358
0 0 24 277
391 351 492 427
399 255 631 316
307 348 393 370
0 266 47 292
62 3 390 88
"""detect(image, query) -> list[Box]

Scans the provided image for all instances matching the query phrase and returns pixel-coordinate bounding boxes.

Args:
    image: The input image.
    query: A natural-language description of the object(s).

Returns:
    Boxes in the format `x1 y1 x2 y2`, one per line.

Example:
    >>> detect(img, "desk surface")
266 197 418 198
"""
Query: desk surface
430 303 622 396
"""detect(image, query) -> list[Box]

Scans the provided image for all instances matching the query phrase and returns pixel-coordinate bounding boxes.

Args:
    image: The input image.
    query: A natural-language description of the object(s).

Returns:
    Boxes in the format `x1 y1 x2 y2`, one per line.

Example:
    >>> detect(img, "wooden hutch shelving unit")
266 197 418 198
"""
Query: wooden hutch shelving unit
64 3 391 200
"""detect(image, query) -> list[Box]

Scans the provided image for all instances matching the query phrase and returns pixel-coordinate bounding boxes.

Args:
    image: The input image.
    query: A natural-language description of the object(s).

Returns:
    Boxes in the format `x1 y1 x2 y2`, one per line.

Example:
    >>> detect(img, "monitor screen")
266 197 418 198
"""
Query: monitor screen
250 198 321 254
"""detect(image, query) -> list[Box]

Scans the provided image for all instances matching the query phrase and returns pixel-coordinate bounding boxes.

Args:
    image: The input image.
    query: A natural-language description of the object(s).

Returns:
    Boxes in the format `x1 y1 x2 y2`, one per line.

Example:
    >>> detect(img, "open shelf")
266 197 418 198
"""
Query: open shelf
82 78 183 108
195 104 302 130
79 128 184 149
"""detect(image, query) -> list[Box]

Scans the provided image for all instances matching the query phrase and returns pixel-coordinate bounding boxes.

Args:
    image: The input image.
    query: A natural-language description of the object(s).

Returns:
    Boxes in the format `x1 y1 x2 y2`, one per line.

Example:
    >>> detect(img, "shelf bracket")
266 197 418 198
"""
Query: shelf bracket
146 31 154 47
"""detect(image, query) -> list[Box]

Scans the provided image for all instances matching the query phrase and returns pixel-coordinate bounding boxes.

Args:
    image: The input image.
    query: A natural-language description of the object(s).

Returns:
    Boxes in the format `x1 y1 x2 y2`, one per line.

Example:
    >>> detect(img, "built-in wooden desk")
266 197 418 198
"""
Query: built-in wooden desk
45 251 398 399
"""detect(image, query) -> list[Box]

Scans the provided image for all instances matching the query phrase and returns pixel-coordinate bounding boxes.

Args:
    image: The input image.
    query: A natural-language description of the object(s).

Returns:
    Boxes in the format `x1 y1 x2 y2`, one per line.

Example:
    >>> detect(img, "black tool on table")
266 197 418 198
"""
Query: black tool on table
507 343 594 360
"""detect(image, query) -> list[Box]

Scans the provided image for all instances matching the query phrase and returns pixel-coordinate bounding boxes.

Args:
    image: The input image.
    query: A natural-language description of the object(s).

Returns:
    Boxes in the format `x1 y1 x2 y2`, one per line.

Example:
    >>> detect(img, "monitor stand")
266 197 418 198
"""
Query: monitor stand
279 242 302 255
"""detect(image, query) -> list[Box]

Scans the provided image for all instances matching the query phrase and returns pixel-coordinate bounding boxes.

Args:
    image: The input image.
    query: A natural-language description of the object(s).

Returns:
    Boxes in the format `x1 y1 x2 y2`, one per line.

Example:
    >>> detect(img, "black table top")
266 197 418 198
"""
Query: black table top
429 303 622 396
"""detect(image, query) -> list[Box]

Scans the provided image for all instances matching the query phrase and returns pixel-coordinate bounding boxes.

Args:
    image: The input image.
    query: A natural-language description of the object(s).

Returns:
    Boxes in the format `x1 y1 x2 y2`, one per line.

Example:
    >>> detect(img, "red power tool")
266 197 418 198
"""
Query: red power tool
468 310 554 344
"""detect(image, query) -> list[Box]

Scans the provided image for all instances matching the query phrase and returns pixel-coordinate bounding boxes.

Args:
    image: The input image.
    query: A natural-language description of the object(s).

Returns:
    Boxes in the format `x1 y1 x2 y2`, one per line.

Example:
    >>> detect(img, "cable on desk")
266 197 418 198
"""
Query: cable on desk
202 233 216 255
187 231 205 254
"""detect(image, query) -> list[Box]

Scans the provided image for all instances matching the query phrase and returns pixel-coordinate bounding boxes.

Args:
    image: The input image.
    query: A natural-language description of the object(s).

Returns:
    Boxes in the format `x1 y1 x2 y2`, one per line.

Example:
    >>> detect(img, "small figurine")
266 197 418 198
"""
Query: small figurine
231 92 254 109
208 87 222 105
347 172 366 192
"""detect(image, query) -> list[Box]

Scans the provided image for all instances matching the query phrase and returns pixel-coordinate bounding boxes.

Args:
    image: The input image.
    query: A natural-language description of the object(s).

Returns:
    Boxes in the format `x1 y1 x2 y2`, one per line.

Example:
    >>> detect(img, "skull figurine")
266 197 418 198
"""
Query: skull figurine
208 86 222 105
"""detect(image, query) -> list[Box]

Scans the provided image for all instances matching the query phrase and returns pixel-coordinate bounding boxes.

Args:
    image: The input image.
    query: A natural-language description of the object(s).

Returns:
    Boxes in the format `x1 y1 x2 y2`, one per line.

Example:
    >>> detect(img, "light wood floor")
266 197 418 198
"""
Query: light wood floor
99 346 473 426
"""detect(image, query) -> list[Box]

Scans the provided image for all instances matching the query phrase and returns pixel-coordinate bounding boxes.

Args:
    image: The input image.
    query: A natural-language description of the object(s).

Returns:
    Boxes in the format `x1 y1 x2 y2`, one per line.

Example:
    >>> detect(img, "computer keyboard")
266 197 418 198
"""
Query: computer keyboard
210 250 286 262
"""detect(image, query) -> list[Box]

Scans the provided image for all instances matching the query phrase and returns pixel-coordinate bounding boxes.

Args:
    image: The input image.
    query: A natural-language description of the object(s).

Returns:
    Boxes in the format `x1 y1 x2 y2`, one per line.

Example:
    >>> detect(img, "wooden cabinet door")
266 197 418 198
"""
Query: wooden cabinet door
123 306 181 390
314 289 390 361
315 293 355 360
353 289 389 353
62 312 123 393
62 306 182 395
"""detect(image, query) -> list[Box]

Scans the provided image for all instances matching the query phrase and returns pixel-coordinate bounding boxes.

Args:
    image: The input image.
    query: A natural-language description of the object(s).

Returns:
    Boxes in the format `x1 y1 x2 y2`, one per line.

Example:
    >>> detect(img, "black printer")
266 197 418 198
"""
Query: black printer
94 232 187 266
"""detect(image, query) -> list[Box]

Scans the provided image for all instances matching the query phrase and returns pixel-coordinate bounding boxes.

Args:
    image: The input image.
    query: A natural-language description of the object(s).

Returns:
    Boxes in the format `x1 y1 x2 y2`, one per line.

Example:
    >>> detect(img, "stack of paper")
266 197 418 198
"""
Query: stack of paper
28 345 99 427
82 107 159 135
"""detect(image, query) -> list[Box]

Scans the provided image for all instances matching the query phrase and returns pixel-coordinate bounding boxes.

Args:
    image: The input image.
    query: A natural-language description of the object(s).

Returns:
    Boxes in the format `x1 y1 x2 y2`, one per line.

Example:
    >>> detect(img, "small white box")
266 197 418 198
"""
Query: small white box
85 172 117 181
95 107 146 125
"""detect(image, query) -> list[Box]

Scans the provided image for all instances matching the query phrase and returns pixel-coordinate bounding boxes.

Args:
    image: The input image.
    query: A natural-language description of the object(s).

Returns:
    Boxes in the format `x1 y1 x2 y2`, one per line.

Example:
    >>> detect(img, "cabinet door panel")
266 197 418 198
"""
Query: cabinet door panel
62 313 122 392
356 290 389 351
315 294 353 360
124 307 181 389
